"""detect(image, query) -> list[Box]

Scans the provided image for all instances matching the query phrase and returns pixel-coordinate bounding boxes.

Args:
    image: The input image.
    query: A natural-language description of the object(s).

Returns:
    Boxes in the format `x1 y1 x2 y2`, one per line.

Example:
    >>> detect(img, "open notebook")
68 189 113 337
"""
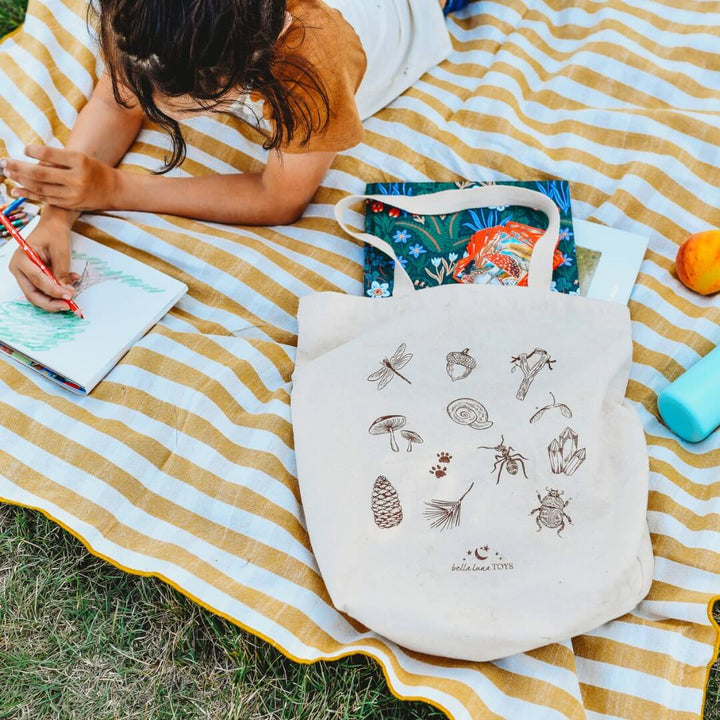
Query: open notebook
0 225 187 394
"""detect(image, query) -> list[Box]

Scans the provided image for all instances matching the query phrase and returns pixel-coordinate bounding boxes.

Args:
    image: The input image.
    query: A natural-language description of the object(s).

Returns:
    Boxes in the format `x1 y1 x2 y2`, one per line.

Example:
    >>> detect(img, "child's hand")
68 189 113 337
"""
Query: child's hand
8 213 80 312
1 145 119 212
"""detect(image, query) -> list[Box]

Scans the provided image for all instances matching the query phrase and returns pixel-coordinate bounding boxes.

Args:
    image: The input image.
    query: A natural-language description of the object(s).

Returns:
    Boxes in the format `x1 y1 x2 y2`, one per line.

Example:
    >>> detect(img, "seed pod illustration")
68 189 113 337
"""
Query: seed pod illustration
371 475 403 528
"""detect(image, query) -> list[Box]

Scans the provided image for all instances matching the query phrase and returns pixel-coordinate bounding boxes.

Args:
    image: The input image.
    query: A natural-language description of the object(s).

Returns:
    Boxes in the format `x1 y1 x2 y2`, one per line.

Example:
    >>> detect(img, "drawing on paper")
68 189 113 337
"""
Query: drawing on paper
0 301 89 352
71 252 165 295
477 435 528 485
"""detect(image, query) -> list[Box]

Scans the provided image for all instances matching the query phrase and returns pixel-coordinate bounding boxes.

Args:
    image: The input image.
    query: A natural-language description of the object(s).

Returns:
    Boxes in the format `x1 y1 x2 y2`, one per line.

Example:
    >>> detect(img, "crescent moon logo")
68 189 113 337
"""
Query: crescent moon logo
474 548 488 561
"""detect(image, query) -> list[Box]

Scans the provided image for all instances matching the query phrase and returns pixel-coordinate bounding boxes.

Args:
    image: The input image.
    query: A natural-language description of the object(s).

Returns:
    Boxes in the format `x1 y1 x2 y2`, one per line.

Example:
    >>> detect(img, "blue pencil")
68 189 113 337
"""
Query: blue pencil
3 196 26 216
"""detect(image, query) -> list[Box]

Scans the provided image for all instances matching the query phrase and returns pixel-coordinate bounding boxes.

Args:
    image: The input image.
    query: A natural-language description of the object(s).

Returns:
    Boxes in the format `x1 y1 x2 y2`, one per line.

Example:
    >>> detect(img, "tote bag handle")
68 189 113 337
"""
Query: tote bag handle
335 186 562 296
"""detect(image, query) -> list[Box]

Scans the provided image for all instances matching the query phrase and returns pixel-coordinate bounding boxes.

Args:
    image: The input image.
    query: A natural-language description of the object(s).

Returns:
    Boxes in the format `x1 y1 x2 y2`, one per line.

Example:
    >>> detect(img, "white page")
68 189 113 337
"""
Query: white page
574 220 648 305
0 231 187 392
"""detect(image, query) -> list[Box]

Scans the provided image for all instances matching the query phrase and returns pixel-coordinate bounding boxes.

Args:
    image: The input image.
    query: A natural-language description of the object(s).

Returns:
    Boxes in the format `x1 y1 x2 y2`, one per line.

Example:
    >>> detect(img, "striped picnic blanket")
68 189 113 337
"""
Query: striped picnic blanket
1 1 718 718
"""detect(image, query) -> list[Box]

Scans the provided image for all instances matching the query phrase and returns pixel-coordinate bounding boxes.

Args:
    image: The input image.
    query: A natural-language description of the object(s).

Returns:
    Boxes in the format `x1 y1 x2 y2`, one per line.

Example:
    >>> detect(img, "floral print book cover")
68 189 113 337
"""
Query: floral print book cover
363 180 579 298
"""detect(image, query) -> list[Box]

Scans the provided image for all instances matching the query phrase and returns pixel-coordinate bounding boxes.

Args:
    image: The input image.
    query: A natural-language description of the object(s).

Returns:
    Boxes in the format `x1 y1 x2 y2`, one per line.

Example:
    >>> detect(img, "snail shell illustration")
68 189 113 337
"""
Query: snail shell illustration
371 475 403 528
446 348 477 381
446 397 493 430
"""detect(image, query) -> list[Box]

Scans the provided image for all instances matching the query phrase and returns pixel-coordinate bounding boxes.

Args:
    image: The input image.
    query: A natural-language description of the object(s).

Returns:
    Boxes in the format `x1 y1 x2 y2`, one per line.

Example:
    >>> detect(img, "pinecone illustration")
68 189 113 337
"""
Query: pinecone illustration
446 348 477 381
371 475 403 528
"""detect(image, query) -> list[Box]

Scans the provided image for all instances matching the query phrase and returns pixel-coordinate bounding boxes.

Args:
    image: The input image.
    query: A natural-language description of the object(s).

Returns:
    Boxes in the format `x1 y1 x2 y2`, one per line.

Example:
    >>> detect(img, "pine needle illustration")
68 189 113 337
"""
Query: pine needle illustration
424 482 475 531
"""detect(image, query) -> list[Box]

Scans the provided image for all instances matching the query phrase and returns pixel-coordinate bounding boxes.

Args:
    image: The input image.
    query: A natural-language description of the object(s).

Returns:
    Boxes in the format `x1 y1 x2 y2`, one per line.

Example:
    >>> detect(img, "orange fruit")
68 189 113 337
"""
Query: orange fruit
675 230 720 295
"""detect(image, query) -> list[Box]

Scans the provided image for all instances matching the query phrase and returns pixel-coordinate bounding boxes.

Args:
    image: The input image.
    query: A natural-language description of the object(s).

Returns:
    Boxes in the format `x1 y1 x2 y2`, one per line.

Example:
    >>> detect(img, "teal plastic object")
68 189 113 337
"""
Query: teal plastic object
658 345 720 443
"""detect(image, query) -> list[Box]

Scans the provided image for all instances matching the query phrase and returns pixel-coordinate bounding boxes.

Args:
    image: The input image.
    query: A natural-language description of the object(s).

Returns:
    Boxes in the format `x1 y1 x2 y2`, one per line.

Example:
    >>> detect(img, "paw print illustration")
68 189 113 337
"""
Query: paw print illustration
429 465 448 478
437 451 452 464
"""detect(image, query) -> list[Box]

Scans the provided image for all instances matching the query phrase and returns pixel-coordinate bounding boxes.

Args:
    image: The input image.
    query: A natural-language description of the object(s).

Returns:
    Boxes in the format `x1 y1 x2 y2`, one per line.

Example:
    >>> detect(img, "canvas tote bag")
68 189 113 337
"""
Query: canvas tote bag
291 186 654 661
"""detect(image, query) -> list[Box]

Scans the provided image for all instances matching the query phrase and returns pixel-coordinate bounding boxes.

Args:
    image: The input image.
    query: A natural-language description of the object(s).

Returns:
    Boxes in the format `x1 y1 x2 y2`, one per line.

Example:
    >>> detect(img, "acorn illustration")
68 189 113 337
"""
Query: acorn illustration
371 475 403 528
445 348 477 381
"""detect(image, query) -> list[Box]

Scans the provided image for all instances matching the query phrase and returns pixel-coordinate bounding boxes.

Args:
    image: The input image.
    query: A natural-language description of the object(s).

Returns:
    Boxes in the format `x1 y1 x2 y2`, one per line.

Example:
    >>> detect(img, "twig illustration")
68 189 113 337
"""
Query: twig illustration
547 427 586 475
372 476 403 528
424 483 475 531
367 343 412 390
369 415 406 452
477 435 528 484
529 392 573 423
510 348 556 400
446 397 493 430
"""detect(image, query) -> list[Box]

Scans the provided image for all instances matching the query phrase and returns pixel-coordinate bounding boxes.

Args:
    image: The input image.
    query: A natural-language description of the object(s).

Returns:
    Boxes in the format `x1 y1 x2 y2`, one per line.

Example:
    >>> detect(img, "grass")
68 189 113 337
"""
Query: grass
0 504 445 720
0 1 718 717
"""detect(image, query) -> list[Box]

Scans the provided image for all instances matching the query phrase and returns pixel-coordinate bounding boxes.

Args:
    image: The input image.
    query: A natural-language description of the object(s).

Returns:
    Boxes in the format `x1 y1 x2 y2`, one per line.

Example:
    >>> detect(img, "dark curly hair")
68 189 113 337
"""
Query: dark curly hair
92 0 330 172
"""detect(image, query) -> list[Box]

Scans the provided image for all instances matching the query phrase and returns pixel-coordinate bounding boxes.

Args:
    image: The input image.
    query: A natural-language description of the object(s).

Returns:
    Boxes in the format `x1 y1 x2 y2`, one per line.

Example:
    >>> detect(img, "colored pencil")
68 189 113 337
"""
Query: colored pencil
0 212 83 317
3 197 26 216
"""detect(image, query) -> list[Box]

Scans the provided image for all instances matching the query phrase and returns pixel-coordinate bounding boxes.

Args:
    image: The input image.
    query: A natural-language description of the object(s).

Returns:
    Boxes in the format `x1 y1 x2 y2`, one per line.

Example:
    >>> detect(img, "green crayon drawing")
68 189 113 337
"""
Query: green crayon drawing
71 252 165 294
0 302 89 351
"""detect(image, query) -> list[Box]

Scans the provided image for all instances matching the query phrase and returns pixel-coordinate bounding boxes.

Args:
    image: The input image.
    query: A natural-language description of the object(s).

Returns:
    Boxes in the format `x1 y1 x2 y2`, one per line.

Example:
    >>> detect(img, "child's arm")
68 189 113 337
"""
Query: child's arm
6 142 335 227
110 149 336 225
4 100 336 226
4 72 145 311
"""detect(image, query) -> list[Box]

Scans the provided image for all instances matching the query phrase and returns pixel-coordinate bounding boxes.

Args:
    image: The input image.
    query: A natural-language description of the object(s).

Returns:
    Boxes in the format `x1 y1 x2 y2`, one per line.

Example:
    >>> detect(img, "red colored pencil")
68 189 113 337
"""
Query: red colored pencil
0 212 84 317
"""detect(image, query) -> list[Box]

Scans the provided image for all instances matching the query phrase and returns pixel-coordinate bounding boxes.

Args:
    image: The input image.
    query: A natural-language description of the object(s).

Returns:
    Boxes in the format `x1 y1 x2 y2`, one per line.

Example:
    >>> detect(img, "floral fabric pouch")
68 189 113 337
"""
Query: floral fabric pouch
363 180 579 297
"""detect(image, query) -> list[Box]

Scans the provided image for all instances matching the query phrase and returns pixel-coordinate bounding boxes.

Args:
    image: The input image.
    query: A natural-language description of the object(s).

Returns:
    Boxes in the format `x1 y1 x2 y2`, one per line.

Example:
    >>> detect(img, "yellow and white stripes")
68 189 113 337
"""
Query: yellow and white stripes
0 1 718 718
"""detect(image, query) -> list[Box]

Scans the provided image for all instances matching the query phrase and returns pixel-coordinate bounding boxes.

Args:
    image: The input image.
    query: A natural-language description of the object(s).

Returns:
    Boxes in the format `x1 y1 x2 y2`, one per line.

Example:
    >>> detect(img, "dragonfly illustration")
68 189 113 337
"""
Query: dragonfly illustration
367 343 413 390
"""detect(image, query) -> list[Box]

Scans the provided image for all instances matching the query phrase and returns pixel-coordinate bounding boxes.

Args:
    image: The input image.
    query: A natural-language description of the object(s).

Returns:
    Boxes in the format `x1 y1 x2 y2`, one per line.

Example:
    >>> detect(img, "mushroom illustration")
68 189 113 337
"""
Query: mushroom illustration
484 252 521 278
369 415 407 452
400 429 423 452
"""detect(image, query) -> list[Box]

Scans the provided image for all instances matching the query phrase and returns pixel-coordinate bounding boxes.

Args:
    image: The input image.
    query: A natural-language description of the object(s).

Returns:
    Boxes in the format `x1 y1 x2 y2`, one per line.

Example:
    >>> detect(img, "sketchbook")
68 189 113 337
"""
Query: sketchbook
0 225 187 395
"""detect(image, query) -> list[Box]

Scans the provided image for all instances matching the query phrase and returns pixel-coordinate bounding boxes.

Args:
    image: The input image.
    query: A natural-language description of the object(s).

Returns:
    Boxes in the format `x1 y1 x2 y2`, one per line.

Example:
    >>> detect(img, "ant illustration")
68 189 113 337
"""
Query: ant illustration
477 435 528 484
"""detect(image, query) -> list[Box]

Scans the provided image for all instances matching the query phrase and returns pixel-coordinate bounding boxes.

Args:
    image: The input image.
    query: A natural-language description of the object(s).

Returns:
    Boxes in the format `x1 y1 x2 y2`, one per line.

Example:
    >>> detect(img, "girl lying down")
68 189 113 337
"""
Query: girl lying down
2 0 469 311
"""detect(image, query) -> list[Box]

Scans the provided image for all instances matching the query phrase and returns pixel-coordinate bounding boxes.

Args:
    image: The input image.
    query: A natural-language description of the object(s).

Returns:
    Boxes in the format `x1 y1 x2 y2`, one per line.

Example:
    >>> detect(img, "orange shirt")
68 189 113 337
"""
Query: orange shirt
272 0 367 153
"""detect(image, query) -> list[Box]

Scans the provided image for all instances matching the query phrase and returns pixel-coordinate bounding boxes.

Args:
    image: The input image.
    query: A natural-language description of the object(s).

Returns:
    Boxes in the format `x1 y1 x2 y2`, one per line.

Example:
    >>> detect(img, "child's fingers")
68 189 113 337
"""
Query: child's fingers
14 269 75 313
2 158 68 186
23 145 74 168
15 253 75 300
9 186 68 206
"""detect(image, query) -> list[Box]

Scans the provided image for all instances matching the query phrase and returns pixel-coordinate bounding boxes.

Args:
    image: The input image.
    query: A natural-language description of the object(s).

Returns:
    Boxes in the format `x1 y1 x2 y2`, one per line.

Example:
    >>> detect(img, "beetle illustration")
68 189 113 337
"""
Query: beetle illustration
530 488 573 537
477 435 528 484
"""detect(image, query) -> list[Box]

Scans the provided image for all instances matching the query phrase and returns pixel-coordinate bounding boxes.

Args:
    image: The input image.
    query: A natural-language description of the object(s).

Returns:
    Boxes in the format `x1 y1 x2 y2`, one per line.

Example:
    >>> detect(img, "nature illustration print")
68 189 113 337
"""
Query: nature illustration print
424 483 475 532
477 435 529 484
548 427 587 475
429 451 452 478
368 415 423 453
510 348 556 400
445 348 477 381
446 398 493 430
367 343 413 390
529 392 573 423
530 488 573 536
372 475 403 529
